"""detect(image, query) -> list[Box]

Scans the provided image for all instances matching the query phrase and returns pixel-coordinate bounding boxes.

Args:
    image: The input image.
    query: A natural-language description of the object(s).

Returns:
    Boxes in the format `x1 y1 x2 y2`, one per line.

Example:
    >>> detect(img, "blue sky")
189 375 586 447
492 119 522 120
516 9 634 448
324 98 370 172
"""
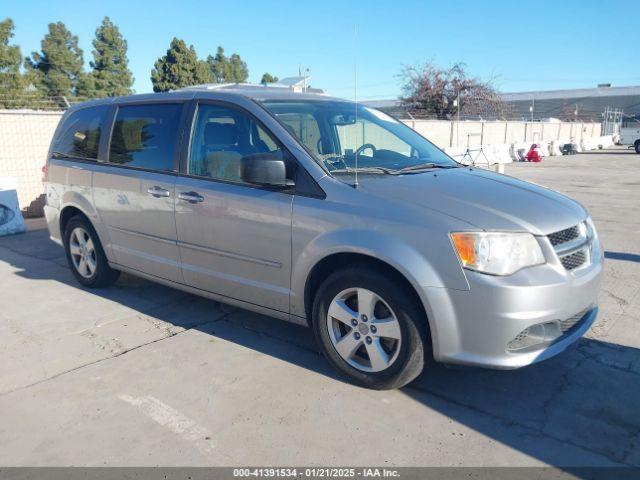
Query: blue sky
4 0 640 99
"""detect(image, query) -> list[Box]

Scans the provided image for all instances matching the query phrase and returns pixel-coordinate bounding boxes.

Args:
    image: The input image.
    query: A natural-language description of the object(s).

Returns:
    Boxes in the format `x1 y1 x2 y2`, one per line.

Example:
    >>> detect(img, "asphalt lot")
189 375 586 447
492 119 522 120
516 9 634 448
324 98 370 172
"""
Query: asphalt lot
0 147 638 467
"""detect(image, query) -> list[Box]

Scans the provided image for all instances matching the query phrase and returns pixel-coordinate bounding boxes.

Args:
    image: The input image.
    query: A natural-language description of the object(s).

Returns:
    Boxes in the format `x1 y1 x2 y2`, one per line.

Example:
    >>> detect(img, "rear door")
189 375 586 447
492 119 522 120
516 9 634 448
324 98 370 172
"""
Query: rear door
174 101 294 313
92 102 186 282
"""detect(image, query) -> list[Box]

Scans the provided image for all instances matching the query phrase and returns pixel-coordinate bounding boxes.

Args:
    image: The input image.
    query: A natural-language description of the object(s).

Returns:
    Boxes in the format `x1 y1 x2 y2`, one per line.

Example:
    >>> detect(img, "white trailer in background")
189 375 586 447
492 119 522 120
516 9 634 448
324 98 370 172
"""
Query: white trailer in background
618 127 640 153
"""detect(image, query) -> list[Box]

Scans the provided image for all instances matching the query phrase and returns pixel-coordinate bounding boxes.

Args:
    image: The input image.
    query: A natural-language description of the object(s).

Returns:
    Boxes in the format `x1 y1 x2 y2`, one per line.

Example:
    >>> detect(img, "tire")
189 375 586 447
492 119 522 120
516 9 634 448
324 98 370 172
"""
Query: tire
635 141 640 154
63 215 120 288
312 266 429 389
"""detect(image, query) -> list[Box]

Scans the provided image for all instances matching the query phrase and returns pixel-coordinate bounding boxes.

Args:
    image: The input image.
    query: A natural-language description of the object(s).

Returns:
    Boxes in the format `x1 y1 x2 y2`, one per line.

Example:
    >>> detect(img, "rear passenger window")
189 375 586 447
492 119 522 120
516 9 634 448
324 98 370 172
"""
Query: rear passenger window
109 103 182 171
53 106 108 160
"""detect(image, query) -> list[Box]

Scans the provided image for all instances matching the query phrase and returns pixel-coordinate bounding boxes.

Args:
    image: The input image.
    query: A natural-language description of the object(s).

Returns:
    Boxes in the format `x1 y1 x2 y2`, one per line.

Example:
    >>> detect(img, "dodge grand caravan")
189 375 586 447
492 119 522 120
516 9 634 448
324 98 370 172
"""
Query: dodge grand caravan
44 85 603 389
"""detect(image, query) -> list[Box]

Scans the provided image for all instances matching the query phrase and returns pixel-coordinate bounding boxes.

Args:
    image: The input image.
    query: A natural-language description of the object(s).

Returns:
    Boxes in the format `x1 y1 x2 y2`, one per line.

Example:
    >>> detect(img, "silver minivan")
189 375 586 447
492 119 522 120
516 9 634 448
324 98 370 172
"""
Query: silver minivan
44 85 603 389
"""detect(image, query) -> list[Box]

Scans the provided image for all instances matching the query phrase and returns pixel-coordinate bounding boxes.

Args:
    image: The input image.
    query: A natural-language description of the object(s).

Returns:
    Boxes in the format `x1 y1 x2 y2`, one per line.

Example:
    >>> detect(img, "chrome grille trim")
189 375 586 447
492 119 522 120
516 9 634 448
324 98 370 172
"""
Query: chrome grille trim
548 223 591 271
560 249 587 270
548 226 580 246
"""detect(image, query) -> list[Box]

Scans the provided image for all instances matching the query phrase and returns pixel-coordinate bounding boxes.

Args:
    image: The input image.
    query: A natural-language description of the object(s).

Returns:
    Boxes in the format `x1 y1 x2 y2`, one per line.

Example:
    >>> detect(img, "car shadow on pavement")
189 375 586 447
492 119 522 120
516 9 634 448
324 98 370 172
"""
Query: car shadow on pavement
2 227 640 467
605 251 640 263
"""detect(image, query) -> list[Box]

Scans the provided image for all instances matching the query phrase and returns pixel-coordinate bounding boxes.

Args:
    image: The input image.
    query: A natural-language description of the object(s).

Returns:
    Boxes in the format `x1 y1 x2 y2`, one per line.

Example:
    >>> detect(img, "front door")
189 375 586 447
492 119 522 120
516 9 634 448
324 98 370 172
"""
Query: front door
174 102 294 313
93 102 185 282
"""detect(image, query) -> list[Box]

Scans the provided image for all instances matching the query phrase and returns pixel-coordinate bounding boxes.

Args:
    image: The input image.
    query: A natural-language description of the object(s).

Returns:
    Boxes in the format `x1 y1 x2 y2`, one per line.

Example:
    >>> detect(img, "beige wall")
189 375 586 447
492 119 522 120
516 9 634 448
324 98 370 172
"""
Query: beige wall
0 110 62 216
0 109 603 217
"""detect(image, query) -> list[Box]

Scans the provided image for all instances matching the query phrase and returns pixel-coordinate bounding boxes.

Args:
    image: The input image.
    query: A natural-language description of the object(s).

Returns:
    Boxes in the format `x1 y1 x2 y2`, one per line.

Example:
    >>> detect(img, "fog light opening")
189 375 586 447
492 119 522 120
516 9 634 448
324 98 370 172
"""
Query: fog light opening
507 321 563 352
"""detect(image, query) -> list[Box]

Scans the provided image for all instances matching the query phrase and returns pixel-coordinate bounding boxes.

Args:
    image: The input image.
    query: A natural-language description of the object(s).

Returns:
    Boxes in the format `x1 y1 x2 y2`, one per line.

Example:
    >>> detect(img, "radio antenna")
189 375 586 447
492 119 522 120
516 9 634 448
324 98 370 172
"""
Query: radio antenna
353 24 359 188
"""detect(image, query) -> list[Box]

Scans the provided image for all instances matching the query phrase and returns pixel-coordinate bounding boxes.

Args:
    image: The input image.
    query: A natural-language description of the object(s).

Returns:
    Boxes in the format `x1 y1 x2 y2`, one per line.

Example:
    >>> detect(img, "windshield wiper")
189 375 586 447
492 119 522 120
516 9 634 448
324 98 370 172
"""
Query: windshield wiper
330 166 395 175
396 162 458 173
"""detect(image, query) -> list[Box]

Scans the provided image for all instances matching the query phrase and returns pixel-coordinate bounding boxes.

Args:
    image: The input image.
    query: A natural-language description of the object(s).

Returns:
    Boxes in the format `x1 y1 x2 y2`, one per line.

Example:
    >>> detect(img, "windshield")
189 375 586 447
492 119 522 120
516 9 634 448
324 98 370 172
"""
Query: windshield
260 100 458 176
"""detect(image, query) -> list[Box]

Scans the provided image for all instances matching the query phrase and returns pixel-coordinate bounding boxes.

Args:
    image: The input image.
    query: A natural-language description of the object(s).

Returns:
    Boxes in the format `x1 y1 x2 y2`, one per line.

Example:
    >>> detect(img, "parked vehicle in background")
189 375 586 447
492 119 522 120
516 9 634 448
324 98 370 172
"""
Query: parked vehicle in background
43 85 603 389
561 142 579 155
618 127 640 153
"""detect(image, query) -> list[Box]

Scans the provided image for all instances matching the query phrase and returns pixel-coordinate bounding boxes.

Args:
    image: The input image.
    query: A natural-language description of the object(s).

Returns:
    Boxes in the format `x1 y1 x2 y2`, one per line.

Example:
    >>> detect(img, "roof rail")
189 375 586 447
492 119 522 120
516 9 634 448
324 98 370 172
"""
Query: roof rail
178 82 291 91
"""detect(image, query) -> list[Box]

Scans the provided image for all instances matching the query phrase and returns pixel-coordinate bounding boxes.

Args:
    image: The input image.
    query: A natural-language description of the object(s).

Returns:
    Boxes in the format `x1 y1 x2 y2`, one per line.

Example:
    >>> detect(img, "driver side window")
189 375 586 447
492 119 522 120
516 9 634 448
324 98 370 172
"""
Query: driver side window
188 104 285 183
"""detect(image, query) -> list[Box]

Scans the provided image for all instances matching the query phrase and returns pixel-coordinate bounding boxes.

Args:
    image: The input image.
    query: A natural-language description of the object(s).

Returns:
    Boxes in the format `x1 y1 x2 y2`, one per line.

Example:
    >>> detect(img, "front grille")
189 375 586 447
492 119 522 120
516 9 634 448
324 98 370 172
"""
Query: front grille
560 309 589 332
548 223 590 271
548 225 580 246
560 249 587 270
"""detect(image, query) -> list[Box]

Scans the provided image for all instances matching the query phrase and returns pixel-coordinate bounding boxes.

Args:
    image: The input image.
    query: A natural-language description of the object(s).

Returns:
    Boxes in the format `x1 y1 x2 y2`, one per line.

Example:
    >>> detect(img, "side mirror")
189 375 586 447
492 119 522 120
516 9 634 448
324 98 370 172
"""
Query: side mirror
240 154 293 187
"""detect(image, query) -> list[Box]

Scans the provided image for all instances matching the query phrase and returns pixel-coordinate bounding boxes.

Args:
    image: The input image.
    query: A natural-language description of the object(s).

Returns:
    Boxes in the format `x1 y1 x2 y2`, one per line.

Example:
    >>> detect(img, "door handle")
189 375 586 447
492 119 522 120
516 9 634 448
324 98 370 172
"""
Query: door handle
178 191 204 203
147 186 171 198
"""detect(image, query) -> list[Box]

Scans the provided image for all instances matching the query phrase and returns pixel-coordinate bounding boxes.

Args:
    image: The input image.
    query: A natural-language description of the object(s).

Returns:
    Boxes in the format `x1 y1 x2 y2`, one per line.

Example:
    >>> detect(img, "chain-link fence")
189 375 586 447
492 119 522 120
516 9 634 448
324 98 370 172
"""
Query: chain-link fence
0 94 91 111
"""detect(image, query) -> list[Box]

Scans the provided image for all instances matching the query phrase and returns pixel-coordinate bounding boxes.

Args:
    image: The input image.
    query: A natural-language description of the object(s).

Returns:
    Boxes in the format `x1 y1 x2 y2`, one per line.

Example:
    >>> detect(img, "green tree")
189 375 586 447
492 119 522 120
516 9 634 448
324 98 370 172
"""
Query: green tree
260 72 278 85
89 17 134 97
0 18 28 108
228 53 248 83
25 22 85 100
195 59 214 84
206 46 248 83
151 38 211 92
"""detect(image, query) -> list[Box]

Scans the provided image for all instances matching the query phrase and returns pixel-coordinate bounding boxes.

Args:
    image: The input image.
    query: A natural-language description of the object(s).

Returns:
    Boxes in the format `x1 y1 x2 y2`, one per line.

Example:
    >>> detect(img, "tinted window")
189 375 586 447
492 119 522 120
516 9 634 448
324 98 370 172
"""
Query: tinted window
53 106 108 160
109 103 182 171
189 103 289 183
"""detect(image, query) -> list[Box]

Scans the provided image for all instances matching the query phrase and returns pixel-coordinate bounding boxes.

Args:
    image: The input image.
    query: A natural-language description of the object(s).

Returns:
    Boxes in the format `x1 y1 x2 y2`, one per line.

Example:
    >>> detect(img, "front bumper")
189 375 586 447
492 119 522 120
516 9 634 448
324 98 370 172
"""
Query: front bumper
422 248 603 369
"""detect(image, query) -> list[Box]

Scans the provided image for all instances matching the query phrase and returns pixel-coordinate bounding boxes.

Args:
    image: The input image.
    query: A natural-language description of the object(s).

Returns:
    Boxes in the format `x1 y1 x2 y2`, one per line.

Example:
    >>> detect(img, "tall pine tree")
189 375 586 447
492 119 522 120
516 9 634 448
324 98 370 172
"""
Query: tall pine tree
90 17 133 97
206 47 248 83
26 22 85 100
151 38 212 92
0 18 27 108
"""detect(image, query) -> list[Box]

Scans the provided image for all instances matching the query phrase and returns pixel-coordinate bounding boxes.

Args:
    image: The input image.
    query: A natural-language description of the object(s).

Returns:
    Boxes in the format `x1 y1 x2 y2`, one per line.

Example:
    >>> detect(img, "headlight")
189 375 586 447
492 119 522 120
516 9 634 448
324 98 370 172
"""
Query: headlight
450 232 545 276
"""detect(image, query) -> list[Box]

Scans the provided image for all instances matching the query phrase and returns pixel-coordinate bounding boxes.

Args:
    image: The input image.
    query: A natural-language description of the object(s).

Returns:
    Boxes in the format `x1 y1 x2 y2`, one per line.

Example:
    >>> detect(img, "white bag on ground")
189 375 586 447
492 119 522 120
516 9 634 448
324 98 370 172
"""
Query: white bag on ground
0 177 26 237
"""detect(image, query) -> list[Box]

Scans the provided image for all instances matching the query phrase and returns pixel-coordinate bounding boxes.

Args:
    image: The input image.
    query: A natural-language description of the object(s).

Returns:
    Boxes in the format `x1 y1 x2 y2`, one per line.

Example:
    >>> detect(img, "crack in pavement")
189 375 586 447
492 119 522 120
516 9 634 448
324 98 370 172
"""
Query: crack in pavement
0 311 233 398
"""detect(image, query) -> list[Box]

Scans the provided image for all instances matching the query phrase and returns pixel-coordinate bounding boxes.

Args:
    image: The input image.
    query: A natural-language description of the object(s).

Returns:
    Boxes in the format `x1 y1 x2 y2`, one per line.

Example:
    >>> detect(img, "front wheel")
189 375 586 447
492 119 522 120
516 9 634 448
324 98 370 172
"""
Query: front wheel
312 267 429 389
634 141 640 154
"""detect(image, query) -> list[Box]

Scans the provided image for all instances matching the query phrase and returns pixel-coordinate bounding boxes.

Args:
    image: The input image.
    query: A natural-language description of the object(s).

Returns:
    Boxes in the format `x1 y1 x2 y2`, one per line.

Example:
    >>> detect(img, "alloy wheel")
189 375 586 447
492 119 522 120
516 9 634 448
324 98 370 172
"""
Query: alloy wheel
326 287 402 372
69 227 97 279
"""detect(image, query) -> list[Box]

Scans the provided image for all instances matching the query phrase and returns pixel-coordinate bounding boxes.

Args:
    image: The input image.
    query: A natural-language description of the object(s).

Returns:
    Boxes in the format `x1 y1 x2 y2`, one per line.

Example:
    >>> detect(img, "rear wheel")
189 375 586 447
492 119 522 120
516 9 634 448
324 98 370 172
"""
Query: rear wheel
312 266 428 389
63 216 119 288
634 140 640 154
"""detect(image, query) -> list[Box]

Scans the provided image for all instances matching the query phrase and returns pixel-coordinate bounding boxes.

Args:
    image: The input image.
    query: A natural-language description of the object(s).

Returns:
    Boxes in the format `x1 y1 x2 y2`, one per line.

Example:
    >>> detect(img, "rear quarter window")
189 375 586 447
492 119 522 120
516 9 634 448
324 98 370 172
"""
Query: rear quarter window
53 106 109 160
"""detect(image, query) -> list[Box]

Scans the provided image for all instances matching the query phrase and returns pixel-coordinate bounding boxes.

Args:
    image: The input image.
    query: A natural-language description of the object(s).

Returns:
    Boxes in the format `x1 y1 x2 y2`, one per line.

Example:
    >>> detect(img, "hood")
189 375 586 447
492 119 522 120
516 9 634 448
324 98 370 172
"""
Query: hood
356 167 587 235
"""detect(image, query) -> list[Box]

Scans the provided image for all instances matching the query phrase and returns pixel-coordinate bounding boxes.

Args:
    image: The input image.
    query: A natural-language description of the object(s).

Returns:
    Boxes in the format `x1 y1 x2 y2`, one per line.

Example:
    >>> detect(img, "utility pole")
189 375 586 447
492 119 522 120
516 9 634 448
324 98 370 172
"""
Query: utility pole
453 90 460 147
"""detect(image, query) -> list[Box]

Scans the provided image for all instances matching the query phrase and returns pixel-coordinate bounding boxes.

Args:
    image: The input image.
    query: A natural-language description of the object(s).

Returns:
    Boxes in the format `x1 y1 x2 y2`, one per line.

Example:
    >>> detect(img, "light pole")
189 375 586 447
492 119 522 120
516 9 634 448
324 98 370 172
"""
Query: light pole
453 91 460 147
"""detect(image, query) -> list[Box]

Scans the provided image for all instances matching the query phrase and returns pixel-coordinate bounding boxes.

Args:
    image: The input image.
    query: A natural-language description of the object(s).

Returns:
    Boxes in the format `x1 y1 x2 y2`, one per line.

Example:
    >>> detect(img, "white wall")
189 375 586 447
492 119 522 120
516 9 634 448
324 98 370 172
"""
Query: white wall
0 110 62 216
402 118 601 148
